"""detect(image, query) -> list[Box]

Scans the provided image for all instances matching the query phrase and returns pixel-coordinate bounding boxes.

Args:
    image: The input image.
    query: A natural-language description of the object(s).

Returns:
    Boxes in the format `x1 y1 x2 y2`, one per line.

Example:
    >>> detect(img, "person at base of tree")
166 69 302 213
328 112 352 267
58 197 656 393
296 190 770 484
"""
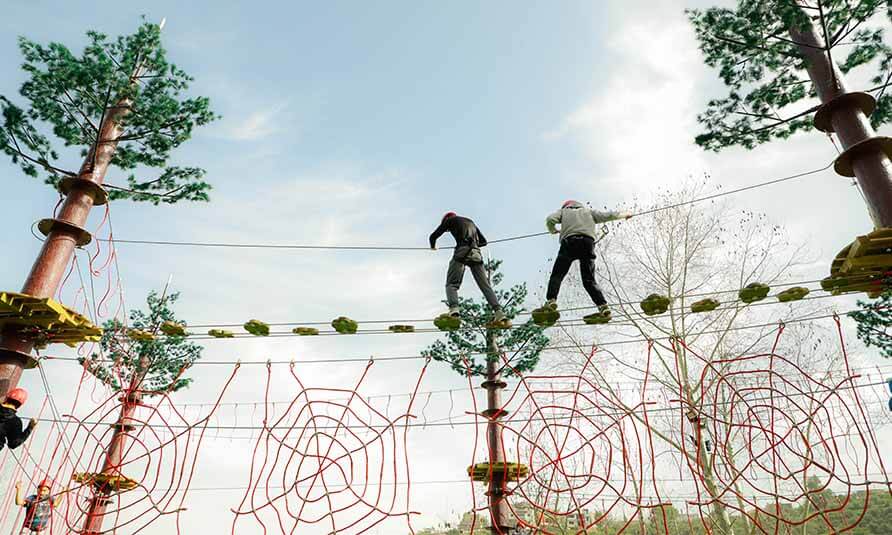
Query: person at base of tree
543 200 632 319
15 479 64 534
429 212 510 328
0 388 36 452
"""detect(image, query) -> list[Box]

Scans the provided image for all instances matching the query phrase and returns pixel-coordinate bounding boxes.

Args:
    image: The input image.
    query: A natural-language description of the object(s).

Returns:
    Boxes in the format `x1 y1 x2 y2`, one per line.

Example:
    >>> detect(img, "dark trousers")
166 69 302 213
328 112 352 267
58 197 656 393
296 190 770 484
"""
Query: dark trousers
446 259 501 310
546 235 607 306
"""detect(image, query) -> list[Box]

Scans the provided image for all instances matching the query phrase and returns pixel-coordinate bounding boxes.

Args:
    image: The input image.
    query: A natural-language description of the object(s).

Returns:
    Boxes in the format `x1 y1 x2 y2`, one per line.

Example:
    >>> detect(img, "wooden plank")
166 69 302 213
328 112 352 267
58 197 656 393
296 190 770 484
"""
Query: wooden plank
851 236 892 257
841 254 892 273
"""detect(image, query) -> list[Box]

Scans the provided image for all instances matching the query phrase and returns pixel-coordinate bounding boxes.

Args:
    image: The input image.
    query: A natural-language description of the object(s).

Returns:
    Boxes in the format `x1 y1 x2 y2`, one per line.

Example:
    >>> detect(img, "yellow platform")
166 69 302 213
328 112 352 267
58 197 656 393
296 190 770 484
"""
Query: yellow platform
822 228 892 297
467 462 529 482
0 292 102 348
72 472 139 492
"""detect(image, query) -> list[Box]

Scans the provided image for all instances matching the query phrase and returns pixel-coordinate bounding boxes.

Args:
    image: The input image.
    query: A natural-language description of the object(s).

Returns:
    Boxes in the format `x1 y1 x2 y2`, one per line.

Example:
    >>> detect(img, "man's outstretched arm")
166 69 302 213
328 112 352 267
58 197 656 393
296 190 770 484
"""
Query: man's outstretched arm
591 209 632 223
6 418 35 450
429 221 449 249
545 210 562 234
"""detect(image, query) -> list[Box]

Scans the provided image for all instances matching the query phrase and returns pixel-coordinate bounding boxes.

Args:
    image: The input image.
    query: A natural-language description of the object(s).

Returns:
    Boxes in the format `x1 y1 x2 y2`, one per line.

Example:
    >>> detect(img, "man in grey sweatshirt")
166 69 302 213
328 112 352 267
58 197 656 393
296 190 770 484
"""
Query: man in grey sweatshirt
543 200 631 318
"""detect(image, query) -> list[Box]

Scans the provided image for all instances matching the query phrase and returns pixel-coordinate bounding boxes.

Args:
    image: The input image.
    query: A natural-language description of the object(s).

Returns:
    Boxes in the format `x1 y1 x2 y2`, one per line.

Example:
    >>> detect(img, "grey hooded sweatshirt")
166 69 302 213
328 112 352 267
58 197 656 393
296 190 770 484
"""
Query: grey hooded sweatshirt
545 201 623 242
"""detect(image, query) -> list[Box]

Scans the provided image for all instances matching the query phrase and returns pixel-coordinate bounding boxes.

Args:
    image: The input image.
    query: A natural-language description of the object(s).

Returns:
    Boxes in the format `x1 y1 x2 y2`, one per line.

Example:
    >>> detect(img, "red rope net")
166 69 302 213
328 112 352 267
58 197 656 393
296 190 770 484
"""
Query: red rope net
1 319 888 535
455 318 891 534
669 318 891 533
230 359 430 535
0 365 238 535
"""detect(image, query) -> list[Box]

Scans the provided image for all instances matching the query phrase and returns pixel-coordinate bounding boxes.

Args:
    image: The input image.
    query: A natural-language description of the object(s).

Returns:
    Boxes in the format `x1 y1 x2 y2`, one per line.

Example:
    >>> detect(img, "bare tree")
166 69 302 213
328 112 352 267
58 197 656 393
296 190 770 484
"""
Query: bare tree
537 180 863 534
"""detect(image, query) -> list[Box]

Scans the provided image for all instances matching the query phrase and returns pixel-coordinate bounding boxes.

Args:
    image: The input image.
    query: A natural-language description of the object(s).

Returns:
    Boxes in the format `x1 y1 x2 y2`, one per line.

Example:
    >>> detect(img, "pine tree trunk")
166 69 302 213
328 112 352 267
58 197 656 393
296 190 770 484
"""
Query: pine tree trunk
0 89 133 398
82 390 141 534
789 5 892 227
485 332 510 533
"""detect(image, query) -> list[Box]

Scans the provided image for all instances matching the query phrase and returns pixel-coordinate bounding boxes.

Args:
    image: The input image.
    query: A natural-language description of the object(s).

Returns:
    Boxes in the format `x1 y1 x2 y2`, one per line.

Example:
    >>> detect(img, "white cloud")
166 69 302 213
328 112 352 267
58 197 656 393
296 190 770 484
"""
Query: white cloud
546 3 708 195
218 102 291 141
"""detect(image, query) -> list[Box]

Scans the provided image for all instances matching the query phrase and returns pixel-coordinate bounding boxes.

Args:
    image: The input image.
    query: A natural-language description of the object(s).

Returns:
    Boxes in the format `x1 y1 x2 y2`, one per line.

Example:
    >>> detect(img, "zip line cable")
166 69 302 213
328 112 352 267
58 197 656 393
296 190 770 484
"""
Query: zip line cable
43 308 863 367
93 162 833 251
138 470 892 493
179 276 842 329
169 363 892 408
87 286 858 341
22 377 888 431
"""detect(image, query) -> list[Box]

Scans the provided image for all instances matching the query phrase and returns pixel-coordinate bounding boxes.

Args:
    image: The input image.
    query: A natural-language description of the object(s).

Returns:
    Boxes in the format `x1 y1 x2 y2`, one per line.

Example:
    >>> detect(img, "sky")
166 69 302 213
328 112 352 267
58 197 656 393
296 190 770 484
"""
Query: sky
0 1 889 534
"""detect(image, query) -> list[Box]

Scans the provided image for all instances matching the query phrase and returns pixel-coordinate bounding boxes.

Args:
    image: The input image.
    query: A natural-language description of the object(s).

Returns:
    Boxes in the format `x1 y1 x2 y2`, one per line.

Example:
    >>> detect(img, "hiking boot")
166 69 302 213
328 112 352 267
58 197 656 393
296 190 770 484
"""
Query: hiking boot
583 305 612 325
532 300 560 327
485 310 512 330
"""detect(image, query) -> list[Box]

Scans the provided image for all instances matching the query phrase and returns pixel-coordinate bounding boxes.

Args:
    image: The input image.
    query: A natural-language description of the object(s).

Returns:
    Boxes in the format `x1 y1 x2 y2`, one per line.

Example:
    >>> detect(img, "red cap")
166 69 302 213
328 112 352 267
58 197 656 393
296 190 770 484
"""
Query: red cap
562 200 579 208
38 478 53 490
442 211 457 223
5 388 27 407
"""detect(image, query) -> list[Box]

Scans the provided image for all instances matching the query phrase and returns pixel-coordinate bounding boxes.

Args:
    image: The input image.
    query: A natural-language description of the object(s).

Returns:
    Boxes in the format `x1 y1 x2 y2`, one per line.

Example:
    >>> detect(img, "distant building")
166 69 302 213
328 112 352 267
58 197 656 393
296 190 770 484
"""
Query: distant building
416 512 489 535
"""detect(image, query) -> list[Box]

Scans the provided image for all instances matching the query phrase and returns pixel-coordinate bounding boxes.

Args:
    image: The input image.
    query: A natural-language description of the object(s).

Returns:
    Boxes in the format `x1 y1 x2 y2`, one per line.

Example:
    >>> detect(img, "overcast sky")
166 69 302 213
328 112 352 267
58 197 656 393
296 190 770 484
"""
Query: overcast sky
0 1 889 534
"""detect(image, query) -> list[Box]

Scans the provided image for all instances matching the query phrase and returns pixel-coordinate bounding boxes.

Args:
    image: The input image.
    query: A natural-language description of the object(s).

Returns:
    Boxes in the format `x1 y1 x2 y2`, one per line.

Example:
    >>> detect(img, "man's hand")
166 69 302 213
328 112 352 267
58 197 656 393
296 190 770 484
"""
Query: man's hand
27 418 37 429
622 212 633 220
15 481 21 491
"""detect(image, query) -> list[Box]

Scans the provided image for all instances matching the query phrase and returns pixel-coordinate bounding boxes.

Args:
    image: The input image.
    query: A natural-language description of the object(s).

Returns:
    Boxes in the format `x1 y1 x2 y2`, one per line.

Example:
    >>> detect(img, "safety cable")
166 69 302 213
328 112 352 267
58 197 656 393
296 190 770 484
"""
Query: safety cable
43 309 863 366
159 276 847 332
94 163 833 251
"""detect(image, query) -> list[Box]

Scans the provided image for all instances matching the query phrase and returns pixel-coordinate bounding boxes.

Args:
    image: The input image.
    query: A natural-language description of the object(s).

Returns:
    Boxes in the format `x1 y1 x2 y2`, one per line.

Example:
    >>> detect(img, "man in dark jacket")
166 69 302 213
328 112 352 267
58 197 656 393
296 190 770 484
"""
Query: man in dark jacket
541 200 631 321
430 212 509 328
0 387 36 452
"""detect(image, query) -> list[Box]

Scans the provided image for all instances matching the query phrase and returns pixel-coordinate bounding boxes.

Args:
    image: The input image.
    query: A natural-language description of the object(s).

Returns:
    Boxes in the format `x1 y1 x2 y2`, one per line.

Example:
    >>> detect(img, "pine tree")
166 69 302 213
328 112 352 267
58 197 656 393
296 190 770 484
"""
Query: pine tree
687 1 892 151
0 18 217 203
849 290 892 358
422 259 549 377
80 291 201 394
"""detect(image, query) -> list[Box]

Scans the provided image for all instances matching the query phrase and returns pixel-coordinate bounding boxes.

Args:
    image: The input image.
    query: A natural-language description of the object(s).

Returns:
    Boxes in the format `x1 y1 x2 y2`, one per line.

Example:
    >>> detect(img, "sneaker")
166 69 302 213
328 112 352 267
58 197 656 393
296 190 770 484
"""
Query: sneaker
448 306 460 317
485 309 512 329
532 301 560 327
583 304 612 325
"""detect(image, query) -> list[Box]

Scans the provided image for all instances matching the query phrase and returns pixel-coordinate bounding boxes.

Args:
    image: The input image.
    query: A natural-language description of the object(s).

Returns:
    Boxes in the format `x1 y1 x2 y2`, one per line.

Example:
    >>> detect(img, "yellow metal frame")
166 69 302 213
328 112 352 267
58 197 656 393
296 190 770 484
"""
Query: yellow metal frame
823 228 892 297
72 472 139 492
0 291 101 348
467 462 529 482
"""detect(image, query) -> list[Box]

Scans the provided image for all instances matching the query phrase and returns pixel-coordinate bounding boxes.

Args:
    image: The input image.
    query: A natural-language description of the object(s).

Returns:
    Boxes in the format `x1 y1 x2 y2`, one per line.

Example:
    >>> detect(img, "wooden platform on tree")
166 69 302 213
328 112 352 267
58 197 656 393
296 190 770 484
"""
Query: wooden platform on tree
467 462 529 482
822 228 892 297
0 291 101 347
72 472 139 492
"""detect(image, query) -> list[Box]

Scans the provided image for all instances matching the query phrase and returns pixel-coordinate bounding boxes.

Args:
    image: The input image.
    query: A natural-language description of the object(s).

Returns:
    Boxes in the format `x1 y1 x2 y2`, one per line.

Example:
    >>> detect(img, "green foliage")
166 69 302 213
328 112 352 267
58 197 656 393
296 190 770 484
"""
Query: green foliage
850 289 892 358
422 259 549 378
688 0 892 151
80 291 202 395
0 18 217 203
